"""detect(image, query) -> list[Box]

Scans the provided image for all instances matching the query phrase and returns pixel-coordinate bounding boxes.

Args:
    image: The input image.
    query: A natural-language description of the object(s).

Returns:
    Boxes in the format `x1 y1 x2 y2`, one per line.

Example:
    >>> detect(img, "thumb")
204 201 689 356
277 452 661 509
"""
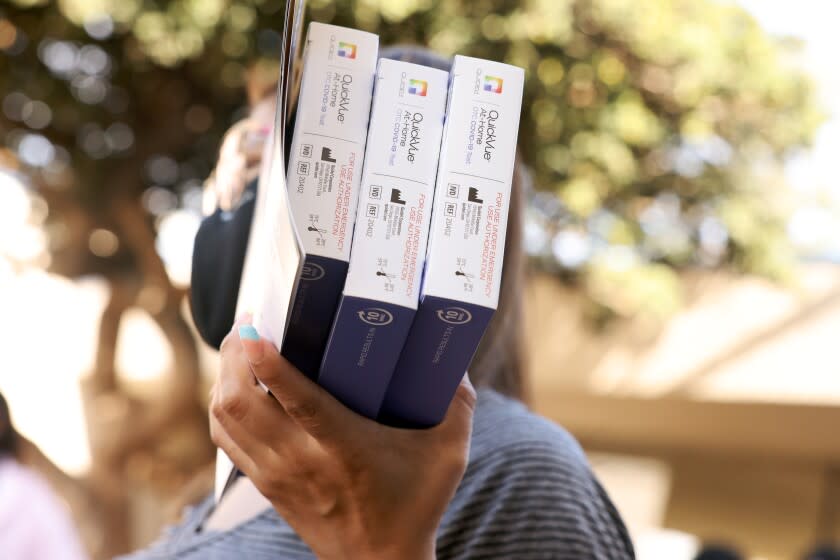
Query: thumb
237 324 353 442
431 374 477 443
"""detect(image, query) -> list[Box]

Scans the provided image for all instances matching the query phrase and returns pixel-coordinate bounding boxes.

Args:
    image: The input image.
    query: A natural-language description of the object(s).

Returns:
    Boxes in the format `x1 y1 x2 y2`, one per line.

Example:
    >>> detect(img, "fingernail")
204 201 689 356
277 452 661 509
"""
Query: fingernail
238 325 265 365
235 312 253 326
238 324 260 341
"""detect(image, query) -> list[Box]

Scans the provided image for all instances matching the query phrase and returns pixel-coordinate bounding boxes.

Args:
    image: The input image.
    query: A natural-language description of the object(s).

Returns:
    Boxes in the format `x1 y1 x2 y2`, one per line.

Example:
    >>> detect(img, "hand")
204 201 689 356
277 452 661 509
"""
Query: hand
209 320 476 560
203 92 276 214
204 119 270 213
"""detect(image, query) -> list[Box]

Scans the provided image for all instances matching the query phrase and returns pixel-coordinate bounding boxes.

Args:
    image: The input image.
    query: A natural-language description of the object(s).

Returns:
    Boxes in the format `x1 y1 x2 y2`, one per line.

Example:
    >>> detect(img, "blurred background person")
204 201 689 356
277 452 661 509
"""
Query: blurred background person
0 391 88 560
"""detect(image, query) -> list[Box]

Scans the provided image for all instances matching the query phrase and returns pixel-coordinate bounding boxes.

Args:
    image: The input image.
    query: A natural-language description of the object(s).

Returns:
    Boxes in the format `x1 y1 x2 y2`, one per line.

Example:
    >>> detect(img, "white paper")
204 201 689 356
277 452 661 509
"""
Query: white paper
212 0 306 511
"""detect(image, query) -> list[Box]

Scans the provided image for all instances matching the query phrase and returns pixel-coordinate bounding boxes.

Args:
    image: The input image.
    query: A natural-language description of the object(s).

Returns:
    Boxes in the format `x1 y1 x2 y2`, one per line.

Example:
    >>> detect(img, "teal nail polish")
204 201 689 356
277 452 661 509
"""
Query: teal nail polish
239 325 260 341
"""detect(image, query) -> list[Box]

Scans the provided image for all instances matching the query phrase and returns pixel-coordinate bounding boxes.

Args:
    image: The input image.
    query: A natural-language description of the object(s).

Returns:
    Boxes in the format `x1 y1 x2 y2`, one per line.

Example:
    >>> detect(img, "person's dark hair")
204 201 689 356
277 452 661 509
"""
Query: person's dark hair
0 391 19 457
804 544 840 560
694 544 744 560
380 47 528 402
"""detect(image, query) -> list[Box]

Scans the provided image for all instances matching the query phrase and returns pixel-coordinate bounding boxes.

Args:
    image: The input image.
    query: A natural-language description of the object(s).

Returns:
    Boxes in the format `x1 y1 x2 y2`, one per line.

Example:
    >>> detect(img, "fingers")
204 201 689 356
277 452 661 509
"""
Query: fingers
219 317 258 388
215 128 241 212
214 317 298 450
240 126 271 162
208 411 260 479
428 374 477 445
237 324 360 445
214 119 266 211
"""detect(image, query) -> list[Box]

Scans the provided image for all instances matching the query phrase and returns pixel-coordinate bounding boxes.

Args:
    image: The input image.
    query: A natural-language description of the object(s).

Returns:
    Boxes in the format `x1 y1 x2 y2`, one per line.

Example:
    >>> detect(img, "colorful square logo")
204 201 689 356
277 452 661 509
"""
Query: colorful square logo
483 75 504 94
408 79 428 96
337 41 357 59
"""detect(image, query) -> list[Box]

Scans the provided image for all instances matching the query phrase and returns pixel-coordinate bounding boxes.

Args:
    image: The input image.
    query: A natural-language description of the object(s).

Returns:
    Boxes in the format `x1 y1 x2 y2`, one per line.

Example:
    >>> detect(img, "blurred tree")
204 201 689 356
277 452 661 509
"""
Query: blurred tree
0 0 284 556
0 0 822 555
315 0 822 322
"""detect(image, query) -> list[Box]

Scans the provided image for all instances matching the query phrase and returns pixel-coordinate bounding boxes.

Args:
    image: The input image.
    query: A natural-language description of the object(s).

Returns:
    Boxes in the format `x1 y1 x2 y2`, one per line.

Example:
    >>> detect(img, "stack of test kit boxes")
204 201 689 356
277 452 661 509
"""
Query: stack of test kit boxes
255 21 525 427
318 59 449 418
214 22 524 513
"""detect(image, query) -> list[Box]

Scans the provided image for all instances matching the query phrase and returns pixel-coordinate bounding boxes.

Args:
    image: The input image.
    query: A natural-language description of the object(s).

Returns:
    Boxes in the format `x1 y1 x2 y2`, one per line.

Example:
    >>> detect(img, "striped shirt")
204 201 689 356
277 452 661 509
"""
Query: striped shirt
123 389 635 559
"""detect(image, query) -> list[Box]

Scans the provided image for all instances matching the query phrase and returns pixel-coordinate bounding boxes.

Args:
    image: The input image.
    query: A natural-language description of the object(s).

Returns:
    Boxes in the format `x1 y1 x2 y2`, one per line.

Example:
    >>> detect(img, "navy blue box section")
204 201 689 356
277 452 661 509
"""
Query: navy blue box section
281 254 348 380
378 295 496 428
318 296 415 419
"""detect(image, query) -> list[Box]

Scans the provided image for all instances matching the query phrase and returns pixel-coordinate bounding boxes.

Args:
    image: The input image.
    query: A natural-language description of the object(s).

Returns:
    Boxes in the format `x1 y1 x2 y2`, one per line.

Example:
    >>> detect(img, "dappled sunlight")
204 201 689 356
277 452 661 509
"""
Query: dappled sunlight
0 270 103 475
115 308 174 390
0 268 194 475
584 266 840 401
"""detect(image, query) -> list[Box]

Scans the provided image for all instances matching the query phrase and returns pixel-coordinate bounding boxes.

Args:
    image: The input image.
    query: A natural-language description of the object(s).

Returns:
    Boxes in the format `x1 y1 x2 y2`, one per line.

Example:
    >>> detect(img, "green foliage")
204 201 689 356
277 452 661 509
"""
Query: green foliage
318 0 822 320
0 0 823 319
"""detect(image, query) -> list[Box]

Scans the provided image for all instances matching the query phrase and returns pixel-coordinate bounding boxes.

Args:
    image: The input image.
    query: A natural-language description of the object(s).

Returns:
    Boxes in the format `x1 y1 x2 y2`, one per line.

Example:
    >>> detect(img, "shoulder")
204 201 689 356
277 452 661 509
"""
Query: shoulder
437 390 635 560
471 388 590 463
467 389 599 488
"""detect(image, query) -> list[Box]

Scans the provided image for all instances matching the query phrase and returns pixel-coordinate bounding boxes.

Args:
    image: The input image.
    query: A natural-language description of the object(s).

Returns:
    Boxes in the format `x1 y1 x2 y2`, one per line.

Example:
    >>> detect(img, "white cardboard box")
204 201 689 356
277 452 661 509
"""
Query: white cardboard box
379 55 524 427
318 58 449 418
278 22 379 378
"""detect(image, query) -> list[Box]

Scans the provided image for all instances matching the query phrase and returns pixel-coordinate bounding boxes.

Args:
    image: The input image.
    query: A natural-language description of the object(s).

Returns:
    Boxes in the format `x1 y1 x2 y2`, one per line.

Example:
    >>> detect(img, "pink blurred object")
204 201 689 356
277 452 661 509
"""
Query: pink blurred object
0 458 88 560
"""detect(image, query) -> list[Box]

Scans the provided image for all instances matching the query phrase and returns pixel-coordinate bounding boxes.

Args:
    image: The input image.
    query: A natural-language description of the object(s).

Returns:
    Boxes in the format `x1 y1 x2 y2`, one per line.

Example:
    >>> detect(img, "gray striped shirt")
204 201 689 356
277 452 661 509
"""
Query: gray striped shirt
123 389 634 559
